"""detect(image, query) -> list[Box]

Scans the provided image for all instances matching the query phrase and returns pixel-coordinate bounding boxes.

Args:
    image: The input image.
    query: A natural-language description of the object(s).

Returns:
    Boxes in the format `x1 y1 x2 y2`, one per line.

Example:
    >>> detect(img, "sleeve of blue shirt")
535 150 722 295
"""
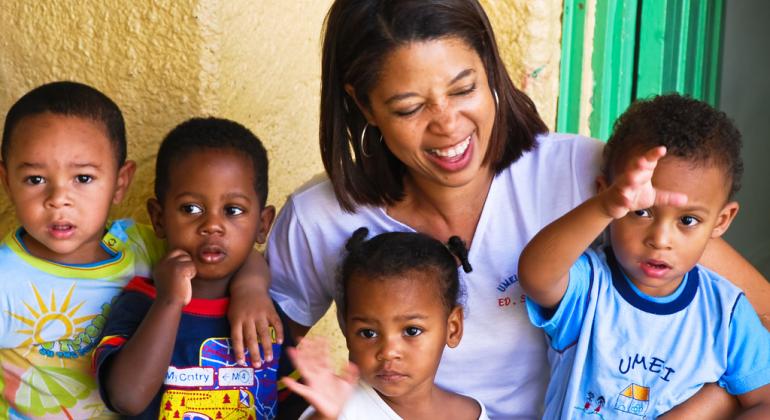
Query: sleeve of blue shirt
719 294 770 395
525 250 595 352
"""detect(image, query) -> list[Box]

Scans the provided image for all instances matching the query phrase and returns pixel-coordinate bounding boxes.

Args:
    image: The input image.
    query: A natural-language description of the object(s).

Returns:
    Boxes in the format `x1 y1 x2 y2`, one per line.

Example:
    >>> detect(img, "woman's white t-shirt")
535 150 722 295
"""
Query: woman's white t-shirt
268 133 603 418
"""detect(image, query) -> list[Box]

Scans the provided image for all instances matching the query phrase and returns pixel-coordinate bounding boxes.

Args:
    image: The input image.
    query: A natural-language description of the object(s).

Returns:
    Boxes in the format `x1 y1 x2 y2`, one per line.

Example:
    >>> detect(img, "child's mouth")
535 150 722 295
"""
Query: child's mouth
640 259 671 278
198 245 226 263
49 223 75 239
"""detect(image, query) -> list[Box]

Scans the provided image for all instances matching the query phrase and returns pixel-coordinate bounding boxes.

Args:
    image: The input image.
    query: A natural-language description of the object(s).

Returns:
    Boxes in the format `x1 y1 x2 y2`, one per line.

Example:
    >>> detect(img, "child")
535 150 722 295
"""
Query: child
518 94 770 418
0 81 161 419
284 228 490 420
94 117 305 419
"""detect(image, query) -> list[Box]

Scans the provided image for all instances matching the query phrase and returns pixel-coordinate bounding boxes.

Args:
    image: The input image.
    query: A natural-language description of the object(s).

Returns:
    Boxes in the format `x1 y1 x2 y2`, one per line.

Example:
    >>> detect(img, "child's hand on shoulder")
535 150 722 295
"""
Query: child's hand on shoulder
599 146 688 219
153 249 195 307
283 337 359 420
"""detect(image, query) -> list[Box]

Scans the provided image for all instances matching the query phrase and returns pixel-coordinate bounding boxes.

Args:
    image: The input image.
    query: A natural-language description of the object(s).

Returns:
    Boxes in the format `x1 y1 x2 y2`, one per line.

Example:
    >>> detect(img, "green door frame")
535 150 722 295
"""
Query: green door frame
557 0 724 141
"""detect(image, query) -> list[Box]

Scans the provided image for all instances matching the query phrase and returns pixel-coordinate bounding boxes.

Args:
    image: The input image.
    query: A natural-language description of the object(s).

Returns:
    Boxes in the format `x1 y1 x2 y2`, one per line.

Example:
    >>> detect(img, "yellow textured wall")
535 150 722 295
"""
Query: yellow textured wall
0 0 563 363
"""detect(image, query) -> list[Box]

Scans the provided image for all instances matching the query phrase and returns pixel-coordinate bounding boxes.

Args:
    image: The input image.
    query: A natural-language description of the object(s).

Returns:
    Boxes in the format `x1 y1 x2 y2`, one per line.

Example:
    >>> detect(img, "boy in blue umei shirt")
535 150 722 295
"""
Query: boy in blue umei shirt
519 94 770 418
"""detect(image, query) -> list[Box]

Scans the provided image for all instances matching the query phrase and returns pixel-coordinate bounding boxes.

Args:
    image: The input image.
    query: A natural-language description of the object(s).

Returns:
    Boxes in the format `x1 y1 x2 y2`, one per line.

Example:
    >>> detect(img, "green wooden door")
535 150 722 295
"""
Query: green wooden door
557 0 724 141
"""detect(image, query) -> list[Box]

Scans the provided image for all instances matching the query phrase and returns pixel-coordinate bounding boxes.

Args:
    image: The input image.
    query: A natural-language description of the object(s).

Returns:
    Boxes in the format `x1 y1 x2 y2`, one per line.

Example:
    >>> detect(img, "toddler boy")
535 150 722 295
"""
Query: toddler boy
95 117 303 419
518 94 770 418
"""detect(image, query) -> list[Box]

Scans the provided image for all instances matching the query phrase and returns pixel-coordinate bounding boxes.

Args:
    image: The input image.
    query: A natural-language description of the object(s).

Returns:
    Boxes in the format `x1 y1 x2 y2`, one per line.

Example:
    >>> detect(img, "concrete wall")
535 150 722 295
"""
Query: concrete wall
0 0 566 362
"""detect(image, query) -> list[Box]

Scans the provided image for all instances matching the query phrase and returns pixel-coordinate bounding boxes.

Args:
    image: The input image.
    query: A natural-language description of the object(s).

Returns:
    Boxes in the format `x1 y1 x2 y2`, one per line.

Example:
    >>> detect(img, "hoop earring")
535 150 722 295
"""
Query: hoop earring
360 123 373 158
493 88 499 108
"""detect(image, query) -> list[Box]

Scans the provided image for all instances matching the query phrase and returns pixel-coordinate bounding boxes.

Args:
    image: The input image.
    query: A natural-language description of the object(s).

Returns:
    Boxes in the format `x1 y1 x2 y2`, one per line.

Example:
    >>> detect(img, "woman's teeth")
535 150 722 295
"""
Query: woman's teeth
430 136 470 158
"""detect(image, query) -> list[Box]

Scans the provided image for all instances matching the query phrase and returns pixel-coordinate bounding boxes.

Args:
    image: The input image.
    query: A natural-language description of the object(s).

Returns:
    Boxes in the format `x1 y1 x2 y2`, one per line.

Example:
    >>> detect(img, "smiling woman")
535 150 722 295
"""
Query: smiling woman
264 1 770 419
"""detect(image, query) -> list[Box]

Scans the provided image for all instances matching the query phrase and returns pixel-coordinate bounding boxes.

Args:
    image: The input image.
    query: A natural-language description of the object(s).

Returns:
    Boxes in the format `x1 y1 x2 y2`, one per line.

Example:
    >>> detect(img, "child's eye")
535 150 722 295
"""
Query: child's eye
24 176 45 185
357 329 377 339
75 175 93 184
633 209 651 218
680 215 700 227
181 204 203 215
404 326 423 337
225 206 244 216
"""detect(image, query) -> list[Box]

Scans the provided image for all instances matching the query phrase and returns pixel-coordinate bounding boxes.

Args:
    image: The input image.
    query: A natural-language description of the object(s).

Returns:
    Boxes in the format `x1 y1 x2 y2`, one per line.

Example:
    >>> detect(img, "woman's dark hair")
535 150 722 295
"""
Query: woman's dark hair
338 227 471 317
321 0 548 212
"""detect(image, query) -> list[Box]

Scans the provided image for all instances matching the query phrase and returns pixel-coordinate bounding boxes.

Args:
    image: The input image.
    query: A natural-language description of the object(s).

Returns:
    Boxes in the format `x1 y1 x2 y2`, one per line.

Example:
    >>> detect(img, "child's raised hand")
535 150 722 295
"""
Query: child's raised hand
282 337 359 419
153 249 195 307
601 146 687 219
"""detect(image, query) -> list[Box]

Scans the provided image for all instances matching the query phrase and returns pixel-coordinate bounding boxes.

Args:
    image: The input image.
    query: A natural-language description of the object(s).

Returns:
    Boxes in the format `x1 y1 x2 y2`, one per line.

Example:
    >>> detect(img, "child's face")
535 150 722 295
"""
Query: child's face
0 113 134 264
147 149 274 296
607 157 738 296
344 270 462 401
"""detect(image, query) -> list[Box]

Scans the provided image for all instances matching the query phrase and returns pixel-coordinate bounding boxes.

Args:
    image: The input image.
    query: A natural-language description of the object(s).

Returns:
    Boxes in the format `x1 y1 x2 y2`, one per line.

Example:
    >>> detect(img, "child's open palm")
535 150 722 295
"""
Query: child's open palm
602 146 688 219
283 337 359 419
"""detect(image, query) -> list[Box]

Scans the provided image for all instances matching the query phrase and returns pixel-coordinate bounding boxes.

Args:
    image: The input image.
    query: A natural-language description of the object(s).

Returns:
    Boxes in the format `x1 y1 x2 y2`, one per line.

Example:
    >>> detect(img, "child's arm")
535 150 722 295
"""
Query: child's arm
103 249 195 415
228 249 285 367
282 337 359 420
519 147 683 308
659 383 739 419
736 385 770 419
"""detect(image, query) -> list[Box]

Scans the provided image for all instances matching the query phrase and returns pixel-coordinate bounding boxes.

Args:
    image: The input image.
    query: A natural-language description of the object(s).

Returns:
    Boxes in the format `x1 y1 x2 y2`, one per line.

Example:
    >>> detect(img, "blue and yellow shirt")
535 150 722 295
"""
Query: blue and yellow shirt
0 219 163 419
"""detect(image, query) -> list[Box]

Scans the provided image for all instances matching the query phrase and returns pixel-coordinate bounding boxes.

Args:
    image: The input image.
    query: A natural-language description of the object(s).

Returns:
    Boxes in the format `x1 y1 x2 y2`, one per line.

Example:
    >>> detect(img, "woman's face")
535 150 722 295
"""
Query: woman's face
356 37 496 190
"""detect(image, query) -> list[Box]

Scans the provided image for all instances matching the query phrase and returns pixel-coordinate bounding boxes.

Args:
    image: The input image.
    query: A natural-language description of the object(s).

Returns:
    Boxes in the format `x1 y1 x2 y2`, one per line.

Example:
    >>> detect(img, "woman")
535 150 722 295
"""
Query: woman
263 0 770 418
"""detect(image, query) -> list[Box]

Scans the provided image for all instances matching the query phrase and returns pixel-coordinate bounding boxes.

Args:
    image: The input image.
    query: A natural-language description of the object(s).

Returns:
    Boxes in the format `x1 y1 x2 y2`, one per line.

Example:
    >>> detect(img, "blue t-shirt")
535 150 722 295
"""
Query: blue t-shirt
527 247 770 419
94 277 305 420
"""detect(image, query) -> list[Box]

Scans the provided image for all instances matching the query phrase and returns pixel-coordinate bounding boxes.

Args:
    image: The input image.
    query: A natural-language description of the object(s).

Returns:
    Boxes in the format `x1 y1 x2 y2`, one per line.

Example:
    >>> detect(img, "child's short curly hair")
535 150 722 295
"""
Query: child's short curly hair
337 228 468 318
2 81 126 166
603 93 743 200
154 117 268 207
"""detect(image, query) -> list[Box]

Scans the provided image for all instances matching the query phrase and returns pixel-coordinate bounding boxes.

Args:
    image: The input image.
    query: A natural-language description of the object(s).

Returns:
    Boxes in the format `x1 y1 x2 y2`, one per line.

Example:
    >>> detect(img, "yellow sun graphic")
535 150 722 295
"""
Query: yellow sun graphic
6 283 93 348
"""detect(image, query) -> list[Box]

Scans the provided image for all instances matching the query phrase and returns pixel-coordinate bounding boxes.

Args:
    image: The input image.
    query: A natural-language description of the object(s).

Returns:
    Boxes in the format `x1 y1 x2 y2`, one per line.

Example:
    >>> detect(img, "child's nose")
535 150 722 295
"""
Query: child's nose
376 336 402 362
199 213 225 235
645 222 673 250
44 185 72 208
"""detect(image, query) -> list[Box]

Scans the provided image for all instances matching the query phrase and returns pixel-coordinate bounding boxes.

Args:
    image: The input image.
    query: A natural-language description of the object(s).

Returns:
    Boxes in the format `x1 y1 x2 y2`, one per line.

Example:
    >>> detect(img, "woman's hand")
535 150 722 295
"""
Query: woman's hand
282 337 359 420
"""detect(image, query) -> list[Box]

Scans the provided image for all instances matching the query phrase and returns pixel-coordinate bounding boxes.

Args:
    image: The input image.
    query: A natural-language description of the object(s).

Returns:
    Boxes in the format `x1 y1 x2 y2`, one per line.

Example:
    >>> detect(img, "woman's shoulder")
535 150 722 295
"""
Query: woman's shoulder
533 131 604 157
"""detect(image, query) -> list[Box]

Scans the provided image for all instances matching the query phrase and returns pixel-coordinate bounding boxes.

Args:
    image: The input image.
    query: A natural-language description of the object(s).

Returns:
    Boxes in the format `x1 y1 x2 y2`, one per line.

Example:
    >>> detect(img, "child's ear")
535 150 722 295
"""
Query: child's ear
255 205 276 244
112 160 137 204
146 198 166 239
344 84 376 126
711 201 739 238
595 175 609 194
0 162 9 196
445 306 464 348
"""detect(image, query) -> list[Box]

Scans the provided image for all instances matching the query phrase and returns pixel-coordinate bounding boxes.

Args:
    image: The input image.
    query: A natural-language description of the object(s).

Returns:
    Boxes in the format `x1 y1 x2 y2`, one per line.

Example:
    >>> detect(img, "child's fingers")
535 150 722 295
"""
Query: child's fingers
655 190 688 208
243 323 263 368
268 311 284 345
229 321 248 366
341 362 360 385
643 146 667 164
255 319 274 364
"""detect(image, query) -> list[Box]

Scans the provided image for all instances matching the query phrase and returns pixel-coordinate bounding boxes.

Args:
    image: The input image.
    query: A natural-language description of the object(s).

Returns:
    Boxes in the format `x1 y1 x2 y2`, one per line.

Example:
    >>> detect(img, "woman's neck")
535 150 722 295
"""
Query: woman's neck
386 169 494 246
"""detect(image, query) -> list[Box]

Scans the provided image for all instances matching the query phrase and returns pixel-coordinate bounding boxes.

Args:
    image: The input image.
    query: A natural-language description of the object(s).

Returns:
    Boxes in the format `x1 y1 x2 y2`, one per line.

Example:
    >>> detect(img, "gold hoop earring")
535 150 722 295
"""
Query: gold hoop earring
493 88 499 108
